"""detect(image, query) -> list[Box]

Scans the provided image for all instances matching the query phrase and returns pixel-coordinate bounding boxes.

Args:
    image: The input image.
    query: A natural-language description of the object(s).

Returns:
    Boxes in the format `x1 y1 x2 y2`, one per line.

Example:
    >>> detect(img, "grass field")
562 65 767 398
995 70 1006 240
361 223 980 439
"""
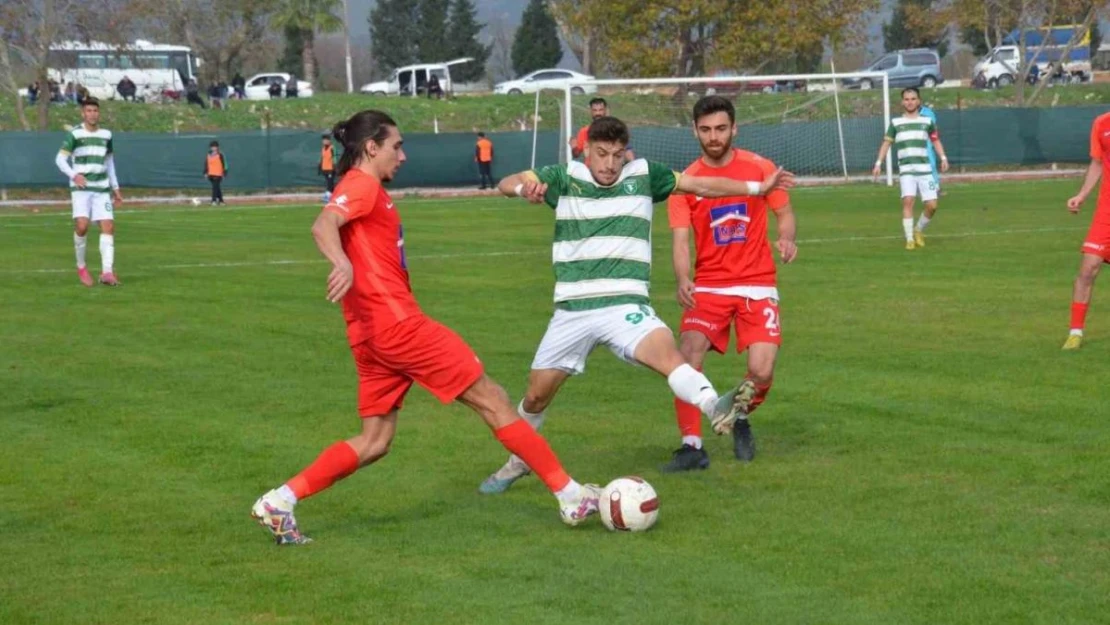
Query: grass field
2 180 1109 624
5 83 1110 133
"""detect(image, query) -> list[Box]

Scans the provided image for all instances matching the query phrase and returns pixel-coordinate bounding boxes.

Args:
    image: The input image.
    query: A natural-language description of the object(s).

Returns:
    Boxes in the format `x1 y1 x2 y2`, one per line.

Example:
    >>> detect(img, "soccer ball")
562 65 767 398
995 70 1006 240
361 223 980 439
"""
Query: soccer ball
190 197 202 206
599 477 659 532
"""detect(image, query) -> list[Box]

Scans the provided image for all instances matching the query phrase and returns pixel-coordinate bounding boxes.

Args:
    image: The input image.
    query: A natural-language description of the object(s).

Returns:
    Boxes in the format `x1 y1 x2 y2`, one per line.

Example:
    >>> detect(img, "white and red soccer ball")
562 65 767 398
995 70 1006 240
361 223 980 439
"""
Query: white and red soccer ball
599 476 659 532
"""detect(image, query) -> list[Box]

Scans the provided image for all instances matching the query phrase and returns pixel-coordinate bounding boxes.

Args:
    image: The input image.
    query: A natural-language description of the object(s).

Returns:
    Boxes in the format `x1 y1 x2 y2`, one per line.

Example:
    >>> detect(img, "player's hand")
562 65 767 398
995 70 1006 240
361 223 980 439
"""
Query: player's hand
326 260 354 303
871 163 882 180
939 157 950 173
761 167 795 194
776 239 797 264
1067 195 1085 213
676 279 696 309
521 181 548 204
112 189 123 204
73 174 87 188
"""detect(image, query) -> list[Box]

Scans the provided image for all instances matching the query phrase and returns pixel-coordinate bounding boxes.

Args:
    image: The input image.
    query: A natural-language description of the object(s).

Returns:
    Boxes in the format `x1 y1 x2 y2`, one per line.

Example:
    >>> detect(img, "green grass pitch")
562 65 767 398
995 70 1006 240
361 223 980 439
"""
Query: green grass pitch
1 180 1108 624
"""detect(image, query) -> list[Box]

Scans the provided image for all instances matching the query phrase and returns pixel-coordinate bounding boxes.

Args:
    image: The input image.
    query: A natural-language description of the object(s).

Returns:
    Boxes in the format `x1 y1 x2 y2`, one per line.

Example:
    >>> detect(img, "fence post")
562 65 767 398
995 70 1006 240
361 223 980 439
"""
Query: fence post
264 109 273 192
957 90 965 174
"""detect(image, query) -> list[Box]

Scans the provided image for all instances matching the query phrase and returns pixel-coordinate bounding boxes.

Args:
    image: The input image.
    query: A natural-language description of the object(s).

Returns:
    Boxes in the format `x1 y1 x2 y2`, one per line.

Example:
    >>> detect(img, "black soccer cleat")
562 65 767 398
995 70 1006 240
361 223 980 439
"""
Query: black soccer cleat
661 444 710 473
733 419 756 462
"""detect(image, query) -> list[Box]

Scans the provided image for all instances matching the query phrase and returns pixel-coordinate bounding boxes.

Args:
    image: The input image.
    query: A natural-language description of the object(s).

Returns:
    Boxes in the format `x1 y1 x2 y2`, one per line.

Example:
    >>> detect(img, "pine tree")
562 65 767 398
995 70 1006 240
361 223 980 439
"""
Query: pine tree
416 0 451 62
446 0 491 83
370 0 420 75
511 0 562 76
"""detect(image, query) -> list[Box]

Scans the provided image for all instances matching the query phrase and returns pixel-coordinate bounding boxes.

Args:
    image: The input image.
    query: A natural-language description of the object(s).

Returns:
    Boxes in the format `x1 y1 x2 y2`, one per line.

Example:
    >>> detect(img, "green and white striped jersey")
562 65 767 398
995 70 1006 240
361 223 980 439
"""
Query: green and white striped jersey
60 125 114 193
885 115 937 176
529 159 678 311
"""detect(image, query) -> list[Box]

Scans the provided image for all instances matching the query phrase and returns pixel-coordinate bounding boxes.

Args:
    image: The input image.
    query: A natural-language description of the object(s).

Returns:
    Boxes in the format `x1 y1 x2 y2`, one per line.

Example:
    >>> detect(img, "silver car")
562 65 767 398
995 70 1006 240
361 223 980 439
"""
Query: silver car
844 49 944 90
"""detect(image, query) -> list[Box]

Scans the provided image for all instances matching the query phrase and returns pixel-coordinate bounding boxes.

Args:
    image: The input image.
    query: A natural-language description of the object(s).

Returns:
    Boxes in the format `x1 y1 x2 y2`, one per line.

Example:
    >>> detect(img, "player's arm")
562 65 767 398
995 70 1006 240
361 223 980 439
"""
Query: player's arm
312 207 355 302
929 122 949 173
673 167 794 198
498 169 551 204
773 203 797 264
668 194 695 309
1068 159 1102 213
873 123 896 178
105 154 123 203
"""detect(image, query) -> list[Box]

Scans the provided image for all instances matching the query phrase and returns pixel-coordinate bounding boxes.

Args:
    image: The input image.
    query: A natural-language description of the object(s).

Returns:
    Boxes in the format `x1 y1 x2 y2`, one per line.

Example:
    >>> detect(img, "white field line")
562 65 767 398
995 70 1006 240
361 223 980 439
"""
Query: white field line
0 226 1085 275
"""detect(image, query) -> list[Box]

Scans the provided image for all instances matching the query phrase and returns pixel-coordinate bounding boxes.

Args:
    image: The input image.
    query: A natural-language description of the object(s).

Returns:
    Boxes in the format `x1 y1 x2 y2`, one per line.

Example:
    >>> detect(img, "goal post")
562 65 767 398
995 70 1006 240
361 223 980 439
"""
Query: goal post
561 72 893 185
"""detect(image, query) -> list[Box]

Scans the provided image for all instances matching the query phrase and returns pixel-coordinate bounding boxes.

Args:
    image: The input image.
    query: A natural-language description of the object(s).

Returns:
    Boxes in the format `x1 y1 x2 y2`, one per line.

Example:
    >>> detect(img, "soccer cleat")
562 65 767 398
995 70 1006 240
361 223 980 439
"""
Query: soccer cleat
77 267 94 287
559 483 601 526
251 490 312 545
905 240 916 251
661 444 710 473
99 272 120 286
913 228 925 248
478 456 532 494
709 379 757 435
733 419 756 462
1062 334 1083 350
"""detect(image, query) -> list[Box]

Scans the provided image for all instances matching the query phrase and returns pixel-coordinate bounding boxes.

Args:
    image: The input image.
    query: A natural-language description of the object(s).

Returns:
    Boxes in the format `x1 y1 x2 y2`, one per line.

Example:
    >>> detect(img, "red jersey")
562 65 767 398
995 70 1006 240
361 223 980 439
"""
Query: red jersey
573 125 589 156
667 149 790 288
325 169 422 345
1089 112 1110 216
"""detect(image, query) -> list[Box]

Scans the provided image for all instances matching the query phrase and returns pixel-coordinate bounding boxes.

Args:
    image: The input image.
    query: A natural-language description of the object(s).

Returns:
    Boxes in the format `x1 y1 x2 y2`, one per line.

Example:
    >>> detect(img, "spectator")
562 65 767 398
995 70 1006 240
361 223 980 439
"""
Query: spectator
427 73 443 100
117 75 137 101
285 74 299 98
64 81 77 104
27 81 40 105
268 79 282 99
49 80 64 103
231 72 246 99
186 79 207 108
475 131 494 189
208 82 223 110
318 134 337 201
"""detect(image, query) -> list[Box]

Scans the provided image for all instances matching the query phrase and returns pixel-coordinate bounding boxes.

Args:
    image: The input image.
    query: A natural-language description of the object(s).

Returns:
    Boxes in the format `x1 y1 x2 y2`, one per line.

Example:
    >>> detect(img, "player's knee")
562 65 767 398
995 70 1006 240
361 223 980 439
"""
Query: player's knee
1079 262 1101 283
522 388 551 414
100 220 115 235
678 340 706 369
74 221 89 236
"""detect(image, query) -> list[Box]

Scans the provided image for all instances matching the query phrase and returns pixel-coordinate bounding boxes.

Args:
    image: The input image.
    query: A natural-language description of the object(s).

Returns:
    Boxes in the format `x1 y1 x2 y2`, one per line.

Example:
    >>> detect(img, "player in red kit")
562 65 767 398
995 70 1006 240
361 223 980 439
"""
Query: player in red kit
251 110 601 545
664 96 797 471
1063 111 1110 350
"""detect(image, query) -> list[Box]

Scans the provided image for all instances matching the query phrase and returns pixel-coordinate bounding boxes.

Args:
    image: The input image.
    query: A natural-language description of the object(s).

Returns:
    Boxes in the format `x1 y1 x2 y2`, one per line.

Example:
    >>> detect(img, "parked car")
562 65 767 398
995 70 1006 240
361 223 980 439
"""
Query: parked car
842 49 944 90
493 69 597 95
702 70 807 95
360 58 473 97
244 73 314 99
973 26 1092 88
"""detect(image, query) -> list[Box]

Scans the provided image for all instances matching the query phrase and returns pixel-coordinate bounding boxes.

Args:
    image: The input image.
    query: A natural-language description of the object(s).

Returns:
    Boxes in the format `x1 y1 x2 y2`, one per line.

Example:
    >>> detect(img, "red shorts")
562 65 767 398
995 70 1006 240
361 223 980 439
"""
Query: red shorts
679 293 782 354
1082 220 1110 262
351 315 484 417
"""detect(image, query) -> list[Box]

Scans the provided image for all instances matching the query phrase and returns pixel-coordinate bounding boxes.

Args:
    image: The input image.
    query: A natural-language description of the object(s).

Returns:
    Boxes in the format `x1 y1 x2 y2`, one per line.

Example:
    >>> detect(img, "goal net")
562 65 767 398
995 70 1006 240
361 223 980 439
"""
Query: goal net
558 72 893 184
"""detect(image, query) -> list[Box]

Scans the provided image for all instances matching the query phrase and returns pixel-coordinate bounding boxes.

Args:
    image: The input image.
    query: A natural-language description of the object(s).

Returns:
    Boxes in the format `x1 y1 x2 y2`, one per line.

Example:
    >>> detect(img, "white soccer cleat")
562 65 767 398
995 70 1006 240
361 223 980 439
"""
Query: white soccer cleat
709 379 757 435
251 489 312 546
559 483 601 527
478 456 532 494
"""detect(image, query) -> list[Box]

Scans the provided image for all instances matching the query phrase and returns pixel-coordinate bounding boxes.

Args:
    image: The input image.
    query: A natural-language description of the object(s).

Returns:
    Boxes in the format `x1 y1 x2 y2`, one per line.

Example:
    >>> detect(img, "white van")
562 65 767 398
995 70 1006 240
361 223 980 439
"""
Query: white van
359 58 473 97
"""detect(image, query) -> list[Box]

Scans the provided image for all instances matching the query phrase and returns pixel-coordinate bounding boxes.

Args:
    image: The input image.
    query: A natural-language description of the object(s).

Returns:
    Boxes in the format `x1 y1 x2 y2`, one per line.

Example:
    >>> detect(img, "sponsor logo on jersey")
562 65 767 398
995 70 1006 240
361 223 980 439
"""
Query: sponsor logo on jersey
709 202 750 246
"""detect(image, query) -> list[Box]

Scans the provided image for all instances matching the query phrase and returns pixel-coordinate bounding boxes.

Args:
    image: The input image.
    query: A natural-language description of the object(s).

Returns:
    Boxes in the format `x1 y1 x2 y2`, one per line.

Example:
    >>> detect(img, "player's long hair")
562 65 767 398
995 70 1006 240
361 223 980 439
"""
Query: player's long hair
332 110 397 175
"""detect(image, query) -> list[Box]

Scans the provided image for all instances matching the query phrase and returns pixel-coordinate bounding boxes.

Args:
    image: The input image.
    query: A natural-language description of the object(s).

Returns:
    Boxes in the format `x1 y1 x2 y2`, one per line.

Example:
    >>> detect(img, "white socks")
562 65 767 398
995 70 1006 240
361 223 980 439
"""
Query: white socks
74 233 87 268
902 218 914 241
667 364 718 416
555 479 582 504
1070 329 1084 336
99 234 114 273
276 484 298 505
916 214 932 231
682 435 703 449
517 400 545 431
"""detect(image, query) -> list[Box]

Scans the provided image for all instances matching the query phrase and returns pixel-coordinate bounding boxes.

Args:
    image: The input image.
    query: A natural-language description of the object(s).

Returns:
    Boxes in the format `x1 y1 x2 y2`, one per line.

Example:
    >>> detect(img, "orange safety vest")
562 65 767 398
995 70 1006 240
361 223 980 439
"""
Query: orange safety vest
207 153 225 177
321 146 335 172
476 138 493 162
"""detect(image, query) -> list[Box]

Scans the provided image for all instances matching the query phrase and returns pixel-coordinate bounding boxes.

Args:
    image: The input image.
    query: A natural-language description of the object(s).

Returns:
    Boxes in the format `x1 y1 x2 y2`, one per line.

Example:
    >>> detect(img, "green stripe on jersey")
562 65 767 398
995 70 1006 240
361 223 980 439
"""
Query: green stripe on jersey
61 125 114 190
532 158 678 309
886 115 936 175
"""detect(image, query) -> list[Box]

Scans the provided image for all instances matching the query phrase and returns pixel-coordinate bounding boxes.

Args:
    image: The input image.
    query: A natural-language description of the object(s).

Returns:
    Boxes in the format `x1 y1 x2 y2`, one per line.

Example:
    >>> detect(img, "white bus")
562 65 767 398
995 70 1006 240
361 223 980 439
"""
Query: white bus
46 39 198 101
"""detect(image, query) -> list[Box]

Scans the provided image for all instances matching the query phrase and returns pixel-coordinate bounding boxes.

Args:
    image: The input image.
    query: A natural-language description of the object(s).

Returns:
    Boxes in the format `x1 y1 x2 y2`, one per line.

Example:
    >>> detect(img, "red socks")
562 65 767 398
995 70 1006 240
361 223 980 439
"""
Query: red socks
285 441 360 501
1071 302 1089 331
494 419 570 493
747 377 773 415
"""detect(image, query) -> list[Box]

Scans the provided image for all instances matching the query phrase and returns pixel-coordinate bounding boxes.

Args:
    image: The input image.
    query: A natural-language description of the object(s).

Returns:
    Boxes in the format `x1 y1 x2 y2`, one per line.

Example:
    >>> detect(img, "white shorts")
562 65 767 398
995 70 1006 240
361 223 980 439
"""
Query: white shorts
531 303 669 375
72 191 115 222
899 174 938 202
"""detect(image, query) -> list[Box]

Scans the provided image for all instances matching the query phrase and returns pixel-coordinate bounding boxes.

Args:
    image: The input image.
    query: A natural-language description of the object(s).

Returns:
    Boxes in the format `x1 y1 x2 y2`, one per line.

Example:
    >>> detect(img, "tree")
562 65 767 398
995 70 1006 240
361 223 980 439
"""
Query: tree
445 0 490 82
280 23 313 76
369 0 419 74
271 0 343 84
487 17 516 82
416 0 451 62
884 0 950 56
511 0 562 76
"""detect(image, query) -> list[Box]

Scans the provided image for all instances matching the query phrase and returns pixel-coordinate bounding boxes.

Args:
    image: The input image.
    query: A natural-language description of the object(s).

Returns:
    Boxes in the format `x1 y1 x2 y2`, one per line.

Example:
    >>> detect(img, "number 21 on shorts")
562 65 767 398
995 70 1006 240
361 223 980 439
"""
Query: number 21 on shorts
762 303 781 337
